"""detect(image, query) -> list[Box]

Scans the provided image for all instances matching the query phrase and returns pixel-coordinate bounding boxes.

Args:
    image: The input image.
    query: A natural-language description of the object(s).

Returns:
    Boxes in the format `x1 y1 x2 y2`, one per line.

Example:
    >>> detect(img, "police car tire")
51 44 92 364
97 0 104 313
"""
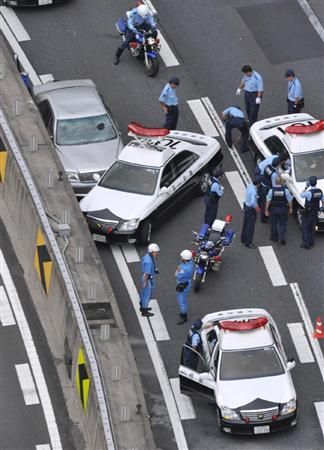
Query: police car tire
217 408 225 433
137 219 152 245
145 58 159 77
197 171 211 196
193 273 203 292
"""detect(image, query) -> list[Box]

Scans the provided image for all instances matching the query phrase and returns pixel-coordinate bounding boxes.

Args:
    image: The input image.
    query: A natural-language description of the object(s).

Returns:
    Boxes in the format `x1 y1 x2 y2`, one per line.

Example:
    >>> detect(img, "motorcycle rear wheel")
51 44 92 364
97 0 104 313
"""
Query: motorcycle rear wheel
145 58 159 77
194 273 203 293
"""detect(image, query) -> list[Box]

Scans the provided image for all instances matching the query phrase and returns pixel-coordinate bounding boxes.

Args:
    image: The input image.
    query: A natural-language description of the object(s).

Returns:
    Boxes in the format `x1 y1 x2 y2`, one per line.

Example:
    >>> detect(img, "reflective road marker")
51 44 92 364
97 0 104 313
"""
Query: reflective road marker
287 322 314 363
225 171 245 210
15 363 40 405
187 99 219 137
170 378 196 420
149 299 170 341
0 285 16 326
258 246 287 286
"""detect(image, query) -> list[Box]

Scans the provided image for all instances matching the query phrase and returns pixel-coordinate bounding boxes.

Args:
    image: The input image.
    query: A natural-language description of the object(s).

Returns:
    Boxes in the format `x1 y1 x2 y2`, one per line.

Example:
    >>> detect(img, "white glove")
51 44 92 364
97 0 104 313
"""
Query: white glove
255 97 261 104
236 88 241 96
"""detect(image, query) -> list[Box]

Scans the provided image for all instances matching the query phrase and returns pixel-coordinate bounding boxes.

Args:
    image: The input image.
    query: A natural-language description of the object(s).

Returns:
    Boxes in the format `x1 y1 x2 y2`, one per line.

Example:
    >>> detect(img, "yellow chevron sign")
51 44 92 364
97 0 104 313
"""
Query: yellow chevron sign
0 139 8 183
34 228 53 295
75 348 90 413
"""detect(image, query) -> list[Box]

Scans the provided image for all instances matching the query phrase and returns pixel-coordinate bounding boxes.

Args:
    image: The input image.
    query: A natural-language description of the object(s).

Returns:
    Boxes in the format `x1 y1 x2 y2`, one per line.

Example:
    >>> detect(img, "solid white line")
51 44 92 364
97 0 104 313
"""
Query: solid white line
39 74 55 84
287 322 314 363
258 246 287 286
0 6 31 42
144 0 157 15
0 285 16 326
111 245 188 450
149 299 170 341
121 244 140 263
225 171 245 210
290 282 324 382
297 0 324 43
0 250 62 449
170 378 196 420
36 445 51 450
187 99 219 137
158 31 180 67
314 402 324 439
15 363 40 405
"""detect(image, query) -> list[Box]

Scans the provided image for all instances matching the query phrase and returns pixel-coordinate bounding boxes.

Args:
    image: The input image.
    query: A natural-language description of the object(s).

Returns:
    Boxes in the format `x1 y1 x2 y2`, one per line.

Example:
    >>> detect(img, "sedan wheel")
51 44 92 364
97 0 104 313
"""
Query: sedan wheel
197 172 210 196
137 220 152 245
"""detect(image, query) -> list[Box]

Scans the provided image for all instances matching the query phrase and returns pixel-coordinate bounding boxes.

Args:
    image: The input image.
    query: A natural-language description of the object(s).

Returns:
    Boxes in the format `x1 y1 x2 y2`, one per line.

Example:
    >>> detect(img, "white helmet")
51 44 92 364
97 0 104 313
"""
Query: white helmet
137 4 149 17
180 250 193 261
148 243 160 253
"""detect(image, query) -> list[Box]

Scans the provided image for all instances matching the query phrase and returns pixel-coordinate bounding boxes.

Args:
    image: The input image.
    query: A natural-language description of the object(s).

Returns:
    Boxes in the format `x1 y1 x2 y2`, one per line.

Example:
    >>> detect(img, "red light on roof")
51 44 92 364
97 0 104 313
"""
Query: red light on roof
128 122 170 137
286 120 324 135
219 317 268 331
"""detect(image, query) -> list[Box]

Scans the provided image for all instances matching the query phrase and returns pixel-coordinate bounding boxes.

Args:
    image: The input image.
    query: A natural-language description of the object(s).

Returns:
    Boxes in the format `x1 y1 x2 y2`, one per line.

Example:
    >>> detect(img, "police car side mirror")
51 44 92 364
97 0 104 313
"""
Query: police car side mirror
159 186 169 197
93 173 101 183
287 359 296 370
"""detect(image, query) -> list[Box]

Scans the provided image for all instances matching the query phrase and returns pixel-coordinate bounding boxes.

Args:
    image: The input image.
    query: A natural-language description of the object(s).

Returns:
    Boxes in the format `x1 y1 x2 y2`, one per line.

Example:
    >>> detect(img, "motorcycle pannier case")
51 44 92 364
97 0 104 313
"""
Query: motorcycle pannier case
116 17 127 34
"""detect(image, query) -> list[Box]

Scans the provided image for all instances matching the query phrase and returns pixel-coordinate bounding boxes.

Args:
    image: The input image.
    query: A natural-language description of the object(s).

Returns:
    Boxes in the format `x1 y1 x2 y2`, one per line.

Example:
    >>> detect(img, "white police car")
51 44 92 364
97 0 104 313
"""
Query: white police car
80 123 223 244
249 114 324 230
179 308 298 435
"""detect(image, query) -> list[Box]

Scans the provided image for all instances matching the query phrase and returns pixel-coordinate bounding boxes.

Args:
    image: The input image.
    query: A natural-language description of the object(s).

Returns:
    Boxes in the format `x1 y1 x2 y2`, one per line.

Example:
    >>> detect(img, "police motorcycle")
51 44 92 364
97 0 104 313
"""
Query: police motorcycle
191 216 235 293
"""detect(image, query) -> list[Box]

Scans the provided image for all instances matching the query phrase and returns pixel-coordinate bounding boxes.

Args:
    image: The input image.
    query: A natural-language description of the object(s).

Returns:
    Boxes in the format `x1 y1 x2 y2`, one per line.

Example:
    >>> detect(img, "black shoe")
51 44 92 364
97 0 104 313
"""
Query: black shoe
142 309 154 317
300 244 310 249
279 240 286 245
140 307 152 312
113 56 120 65
177 314 187 325
245 244 257 249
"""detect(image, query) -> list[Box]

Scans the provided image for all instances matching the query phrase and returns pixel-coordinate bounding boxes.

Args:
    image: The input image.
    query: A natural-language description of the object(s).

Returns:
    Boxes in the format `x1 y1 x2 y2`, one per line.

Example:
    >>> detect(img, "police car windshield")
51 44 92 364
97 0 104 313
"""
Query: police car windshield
220 347 284 380
292 149 324 182
100 161 160 195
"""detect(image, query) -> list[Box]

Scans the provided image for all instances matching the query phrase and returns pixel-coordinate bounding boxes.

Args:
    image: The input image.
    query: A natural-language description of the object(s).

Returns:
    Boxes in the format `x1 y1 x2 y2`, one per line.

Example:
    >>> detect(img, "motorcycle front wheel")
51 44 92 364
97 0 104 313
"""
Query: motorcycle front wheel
145 57 159 77
194 273 203 293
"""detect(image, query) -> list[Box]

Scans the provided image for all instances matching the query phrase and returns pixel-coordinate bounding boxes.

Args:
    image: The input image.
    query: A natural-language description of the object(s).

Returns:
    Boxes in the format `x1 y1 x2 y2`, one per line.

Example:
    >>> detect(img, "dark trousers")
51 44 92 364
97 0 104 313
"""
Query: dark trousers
225 117 249 152
270 207 288 241
287 98 304 114
301 210 317 247
258 184 269 222
204 196 219 226
244 91 260 125
241 206 256 245
164 105 179 130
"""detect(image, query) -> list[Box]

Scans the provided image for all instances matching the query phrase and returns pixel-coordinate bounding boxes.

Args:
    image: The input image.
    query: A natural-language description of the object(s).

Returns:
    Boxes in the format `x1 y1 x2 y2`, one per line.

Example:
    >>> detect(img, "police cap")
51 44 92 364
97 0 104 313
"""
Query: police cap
285 69 295 78
309 176 317 186
169 76 180 86
214 168 225 178
272 156 280 167
192 319 203 330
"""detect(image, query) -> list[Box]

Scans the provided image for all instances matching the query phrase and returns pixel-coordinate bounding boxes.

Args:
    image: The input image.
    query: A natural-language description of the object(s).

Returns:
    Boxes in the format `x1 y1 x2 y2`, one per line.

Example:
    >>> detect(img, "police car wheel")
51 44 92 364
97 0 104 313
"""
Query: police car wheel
197 172 210 196
217 408 225 433
137 219 152 245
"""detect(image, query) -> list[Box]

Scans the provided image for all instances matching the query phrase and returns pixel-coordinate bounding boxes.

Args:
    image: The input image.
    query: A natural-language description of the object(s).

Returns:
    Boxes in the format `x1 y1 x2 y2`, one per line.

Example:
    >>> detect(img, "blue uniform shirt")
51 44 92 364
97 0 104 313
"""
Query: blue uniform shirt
245 183 258 208
222 107 244 118
159 83 178 106
127 8 155 32
267 186 293 202
258 155 277 175
288 78 303 101
176 260 195 284
242 70 264 92
210 181 224 196
141 253 156 277
191 332 201 347
301 188 324 202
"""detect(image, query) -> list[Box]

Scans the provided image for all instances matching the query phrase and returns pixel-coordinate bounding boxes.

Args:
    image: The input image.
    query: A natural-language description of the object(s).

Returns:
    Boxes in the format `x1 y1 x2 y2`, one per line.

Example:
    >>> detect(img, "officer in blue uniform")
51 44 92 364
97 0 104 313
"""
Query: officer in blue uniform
236 65 264 125
182 319 203 370
140 243 160 316
265 177 293 245
285 69 304 114
221 106 249 152
241 177 260 249
257 156 280 223
175 250 195 325
204 168 225 226
159 77 180 130
300 176 324 249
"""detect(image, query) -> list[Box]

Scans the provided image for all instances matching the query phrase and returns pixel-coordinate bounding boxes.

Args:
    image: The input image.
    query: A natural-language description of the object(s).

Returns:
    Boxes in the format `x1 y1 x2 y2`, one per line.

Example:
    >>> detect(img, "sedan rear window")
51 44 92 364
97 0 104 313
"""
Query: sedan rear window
220 347 284 380
56 114 117 145
292 149 324 182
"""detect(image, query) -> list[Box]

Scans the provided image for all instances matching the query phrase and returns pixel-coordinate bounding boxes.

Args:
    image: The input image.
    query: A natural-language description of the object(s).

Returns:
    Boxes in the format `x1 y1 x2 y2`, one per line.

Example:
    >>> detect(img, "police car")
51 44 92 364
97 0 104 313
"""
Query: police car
80 122 223 244
249 114 324 230
179 308 298 435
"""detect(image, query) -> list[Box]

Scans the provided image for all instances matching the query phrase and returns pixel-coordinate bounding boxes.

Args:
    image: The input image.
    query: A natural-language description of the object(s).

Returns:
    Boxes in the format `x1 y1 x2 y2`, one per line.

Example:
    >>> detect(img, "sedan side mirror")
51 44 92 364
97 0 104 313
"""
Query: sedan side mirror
158 186 169 197
287 358 296 370
93 173 101 182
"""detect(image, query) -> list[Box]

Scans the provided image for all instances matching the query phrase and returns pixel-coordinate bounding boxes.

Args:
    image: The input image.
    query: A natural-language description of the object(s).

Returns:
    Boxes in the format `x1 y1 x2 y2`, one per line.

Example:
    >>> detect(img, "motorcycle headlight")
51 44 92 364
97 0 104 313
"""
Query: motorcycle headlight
200 252 209 260
147 37 156 45
220 406 240 421
280 399 297 415
119 219 140 231
66 170 80 181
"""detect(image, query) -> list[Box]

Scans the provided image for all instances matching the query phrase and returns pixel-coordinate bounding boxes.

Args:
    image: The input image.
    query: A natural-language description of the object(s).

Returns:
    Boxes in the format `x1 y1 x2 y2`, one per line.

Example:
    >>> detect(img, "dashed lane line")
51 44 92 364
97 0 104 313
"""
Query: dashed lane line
121 243 140 263
39 74 55 84
187 99 219 137
149 299 170 341
15 363 40 405
287 322 315 363
36 445 51 450
225 171 245 210
144 0 157 15
170 377 196 420
314 402 324 439
0 6 30 42
258 246 287 286
297 0 324 43
0 285 16 326
158 31 180 67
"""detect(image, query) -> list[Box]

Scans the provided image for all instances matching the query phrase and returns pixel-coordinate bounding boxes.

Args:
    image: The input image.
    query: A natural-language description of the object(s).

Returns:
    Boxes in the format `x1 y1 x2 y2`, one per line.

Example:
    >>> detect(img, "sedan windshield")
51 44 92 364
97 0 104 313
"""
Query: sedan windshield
56 114 117 146
100 161 160 195
220 347 284 380
292 149 324 182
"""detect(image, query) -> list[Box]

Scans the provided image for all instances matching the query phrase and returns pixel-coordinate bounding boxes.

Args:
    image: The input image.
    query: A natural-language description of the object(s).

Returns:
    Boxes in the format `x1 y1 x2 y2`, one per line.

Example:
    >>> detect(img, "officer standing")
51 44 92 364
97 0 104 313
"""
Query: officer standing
241 177 260 249
236 65 264 125
159 77 180 130
265 177 293 245
204 168 225 226
175 250 195 325
257 156 280 223
221 106 249 153
285 69 304 114
300 176 324 249
139 243 160 317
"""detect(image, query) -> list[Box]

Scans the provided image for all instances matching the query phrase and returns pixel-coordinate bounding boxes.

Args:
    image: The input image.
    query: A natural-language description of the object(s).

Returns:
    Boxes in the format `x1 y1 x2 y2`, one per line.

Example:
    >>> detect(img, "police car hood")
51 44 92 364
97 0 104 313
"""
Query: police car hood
80 185 153 220
218 374 294 409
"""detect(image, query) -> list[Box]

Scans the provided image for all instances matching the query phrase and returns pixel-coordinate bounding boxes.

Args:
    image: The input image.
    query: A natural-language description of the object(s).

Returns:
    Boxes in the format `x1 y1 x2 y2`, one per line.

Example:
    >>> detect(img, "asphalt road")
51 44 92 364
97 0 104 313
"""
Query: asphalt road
2 0 324 449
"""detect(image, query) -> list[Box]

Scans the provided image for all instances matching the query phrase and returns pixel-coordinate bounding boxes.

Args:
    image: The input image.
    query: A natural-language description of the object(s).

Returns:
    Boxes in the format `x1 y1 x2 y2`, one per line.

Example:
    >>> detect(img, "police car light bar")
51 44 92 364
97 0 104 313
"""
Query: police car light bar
286 120 324 135
128 122 170 138
220 317 268 331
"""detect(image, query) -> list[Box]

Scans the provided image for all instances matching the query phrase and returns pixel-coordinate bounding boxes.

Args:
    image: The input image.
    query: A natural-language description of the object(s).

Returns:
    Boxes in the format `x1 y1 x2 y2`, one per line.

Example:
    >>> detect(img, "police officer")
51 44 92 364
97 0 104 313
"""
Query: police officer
159 77 180 130
285 69 304 114
300 176 324 249
175 250 195 325
241 177 260 249
236 65 264 125
139 243 160 317
221 106 249 153
204 168 225 226
265 176 293 245
257 156 280 223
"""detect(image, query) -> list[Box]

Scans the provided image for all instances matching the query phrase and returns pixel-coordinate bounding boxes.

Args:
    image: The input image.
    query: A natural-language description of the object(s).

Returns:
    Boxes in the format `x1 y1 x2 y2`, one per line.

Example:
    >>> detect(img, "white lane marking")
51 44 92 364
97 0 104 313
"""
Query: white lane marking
297 0 324 43
0 250 62 450
111 245 188 450
36 445 51 450
0 285 16 326
187 99 219 137
39 74 55 84
290 282 324 382
315 402 324 439
158 31 180 67
287 322 314 363
0 6 31 42
15 363 40 405
258 246 287 286
144 0 157 15
121 244 140 263
170 378 196 420
149 299 170 341
225 171 245 210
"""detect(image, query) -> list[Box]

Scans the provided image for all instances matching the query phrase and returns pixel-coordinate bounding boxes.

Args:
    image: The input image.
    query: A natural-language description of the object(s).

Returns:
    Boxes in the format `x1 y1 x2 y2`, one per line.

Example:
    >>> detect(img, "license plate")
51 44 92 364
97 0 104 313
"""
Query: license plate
92 234 107 243
254 425 270 434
